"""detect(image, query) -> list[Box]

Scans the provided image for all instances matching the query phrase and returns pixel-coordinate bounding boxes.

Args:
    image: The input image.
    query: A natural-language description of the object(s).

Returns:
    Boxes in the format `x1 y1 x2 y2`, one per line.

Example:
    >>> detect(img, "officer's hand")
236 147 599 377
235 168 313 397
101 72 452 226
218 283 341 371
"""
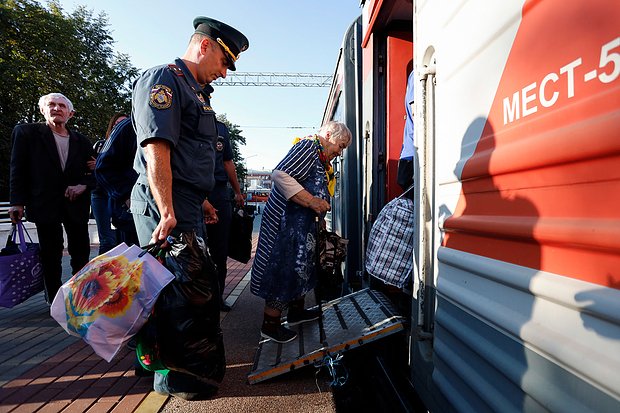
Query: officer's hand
202 200 219 225
151 215 177 246
234 193 245 208
8 206 24 224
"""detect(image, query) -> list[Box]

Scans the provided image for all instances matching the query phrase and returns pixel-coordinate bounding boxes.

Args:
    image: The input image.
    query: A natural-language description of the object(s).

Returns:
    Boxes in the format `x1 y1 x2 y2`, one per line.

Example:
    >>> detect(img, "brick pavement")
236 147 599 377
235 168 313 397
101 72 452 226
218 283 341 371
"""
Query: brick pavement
0 224 259 413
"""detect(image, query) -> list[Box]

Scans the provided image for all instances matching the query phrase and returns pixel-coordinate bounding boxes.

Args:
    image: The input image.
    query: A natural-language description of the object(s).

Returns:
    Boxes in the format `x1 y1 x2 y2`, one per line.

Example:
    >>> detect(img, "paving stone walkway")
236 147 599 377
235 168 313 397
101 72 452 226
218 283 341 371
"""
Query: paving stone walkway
0 222 259 413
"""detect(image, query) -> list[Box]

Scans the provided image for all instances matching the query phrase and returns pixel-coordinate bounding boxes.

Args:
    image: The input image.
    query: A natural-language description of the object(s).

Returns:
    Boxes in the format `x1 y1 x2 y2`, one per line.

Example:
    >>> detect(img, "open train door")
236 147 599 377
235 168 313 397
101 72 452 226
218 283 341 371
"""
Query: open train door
360 0 413 231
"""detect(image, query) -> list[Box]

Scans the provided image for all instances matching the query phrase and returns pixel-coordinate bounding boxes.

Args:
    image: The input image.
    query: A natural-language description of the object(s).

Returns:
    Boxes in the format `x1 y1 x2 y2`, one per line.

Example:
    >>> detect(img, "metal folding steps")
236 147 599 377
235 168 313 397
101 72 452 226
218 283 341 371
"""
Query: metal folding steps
248 288 405 384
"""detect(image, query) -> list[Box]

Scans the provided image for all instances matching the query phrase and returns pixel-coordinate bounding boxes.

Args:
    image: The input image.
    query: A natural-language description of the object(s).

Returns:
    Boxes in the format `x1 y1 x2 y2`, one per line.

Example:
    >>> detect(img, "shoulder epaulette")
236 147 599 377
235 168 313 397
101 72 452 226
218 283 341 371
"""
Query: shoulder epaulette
167 64 184 77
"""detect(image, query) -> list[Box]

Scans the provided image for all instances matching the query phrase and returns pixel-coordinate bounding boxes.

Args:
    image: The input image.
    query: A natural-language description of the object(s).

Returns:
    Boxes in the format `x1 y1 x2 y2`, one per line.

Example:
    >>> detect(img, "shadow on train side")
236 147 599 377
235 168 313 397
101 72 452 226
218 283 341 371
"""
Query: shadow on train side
574 277 620 340
435 119 540 412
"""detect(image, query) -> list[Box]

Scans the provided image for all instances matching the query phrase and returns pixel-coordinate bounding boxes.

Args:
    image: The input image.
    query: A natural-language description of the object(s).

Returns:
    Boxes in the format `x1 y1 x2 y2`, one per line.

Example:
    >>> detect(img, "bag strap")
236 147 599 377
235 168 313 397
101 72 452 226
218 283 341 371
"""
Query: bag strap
139 243 164 259
8 224 17 246
20 221 34 242
15 221 31 253
139 236 174 259
397 183 415 200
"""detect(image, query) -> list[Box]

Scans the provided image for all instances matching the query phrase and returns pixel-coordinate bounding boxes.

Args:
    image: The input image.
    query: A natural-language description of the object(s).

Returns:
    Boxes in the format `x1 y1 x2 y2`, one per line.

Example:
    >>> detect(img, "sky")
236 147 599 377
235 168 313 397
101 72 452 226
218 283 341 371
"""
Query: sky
56 0 363 171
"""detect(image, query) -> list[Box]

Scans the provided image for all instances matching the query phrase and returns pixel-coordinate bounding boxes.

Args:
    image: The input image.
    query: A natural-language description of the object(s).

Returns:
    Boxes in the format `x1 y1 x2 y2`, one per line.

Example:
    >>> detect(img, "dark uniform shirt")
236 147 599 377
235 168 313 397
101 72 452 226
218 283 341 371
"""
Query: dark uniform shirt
208 121 234 204
213 121 233 183
131 58 218 232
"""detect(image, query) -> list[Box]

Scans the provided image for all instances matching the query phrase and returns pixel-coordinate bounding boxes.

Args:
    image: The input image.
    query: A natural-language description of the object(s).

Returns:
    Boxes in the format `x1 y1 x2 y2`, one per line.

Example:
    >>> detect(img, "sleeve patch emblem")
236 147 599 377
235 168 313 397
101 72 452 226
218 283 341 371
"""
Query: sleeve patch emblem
149 84 173 109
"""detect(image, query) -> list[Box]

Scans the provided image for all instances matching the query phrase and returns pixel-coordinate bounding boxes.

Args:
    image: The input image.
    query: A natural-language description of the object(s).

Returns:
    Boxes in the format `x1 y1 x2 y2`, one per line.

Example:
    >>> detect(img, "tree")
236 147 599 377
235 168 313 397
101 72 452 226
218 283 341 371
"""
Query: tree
0 0 138 198
217 114 247 191
0 1 247 200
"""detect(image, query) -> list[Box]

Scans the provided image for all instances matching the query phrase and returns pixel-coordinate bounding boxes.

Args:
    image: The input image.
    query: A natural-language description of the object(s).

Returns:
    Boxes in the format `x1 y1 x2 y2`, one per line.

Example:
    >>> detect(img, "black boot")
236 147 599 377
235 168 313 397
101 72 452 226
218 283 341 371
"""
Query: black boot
261 313 297 343
286 297 322 326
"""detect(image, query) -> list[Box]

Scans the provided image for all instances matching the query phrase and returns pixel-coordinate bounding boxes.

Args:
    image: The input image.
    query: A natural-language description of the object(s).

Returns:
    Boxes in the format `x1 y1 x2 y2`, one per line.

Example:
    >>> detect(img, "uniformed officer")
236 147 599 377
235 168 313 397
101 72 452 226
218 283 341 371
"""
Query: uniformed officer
130 16 248 401
205 120 244 312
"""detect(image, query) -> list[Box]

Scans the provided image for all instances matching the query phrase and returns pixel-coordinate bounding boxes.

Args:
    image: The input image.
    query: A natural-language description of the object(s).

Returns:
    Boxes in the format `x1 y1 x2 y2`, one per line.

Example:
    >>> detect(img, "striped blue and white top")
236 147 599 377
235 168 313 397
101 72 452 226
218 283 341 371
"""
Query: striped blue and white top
250 139 329 303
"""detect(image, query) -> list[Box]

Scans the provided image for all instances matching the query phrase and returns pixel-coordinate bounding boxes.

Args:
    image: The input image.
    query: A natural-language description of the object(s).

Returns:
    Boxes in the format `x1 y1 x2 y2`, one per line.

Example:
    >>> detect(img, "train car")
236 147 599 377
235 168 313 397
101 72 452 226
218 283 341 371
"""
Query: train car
325 0 620 411
322 16 364 291
412 0 620 410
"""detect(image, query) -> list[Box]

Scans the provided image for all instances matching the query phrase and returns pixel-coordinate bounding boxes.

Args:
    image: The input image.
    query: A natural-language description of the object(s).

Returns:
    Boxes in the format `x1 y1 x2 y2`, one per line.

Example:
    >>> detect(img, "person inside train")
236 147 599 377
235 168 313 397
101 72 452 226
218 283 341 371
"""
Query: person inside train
397 70 415 197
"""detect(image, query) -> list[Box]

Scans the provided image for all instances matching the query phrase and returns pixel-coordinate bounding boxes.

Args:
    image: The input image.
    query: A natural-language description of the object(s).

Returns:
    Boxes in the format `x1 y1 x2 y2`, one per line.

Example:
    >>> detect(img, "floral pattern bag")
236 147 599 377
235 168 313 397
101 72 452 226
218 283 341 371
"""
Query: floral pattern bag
50 242 174 361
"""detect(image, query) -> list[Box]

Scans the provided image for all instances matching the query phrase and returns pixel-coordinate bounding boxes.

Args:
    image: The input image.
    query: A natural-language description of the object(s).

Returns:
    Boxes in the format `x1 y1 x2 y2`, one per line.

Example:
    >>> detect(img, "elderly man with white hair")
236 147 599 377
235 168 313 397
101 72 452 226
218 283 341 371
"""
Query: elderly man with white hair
9 92 95 305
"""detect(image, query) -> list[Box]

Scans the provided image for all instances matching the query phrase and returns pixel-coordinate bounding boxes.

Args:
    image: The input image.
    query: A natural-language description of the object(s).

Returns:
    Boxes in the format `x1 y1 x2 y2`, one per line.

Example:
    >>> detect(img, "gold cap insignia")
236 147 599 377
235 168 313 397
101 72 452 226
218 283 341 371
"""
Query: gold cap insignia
217 38 239 63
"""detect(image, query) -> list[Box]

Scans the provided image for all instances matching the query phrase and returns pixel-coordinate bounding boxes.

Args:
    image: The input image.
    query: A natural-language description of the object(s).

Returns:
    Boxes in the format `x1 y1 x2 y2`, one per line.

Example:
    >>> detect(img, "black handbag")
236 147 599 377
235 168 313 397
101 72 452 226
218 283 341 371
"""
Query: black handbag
228 207 254 263
315 226 348 302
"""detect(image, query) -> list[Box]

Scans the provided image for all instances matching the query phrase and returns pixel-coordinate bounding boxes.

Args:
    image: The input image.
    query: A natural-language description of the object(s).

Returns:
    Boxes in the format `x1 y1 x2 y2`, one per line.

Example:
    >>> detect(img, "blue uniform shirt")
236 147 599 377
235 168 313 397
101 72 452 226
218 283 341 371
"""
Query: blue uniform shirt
131 58 218 231
400 71 415 160
213 121 233 183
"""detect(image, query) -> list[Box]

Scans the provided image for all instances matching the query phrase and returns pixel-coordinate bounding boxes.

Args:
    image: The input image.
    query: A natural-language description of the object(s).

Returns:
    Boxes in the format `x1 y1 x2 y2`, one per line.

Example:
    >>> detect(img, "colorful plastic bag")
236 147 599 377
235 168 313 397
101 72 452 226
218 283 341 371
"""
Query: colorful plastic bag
0 221 44 308
51 242 174 361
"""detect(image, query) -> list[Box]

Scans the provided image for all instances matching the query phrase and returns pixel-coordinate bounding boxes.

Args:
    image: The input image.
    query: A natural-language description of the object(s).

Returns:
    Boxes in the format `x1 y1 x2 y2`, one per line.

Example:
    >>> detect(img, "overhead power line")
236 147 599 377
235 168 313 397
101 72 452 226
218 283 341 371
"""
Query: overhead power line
239 125 316 129
213 72 333 87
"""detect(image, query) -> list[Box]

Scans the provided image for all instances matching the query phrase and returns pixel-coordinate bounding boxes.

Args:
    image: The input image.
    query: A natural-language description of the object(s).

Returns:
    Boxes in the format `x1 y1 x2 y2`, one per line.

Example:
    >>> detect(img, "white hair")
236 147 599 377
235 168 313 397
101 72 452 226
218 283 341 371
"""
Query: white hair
38 93 74 112
319 121 352 146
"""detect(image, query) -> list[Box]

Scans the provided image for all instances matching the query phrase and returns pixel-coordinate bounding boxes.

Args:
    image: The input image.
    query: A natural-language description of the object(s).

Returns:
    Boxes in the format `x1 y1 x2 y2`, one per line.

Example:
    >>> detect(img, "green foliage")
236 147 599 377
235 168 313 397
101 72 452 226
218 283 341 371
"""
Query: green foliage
217 114 247 191
0 0 138 197
0 0 246 200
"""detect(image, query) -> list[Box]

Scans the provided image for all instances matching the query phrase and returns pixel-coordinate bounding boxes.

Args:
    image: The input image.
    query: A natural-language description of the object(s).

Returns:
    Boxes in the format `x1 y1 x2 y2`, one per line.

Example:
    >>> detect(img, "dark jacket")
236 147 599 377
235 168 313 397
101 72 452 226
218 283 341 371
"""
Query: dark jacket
95 117 138 202
9 123 96 223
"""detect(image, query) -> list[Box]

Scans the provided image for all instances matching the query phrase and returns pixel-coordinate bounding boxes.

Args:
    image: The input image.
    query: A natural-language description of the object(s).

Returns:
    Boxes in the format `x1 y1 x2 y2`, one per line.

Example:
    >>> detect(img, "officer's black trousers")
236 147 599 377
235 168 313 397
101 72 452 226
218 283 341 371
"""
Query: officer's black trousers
205 186 232 302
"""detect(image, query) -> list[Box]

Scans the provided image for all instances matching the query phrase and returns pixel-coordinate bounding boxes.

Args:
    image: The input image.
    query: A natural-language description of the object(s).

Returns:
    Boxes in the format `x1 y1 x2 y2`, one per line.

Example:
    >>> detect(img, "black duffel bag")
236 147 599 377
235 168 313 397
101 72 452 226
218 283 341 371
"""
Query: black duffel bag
153 231 225 382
